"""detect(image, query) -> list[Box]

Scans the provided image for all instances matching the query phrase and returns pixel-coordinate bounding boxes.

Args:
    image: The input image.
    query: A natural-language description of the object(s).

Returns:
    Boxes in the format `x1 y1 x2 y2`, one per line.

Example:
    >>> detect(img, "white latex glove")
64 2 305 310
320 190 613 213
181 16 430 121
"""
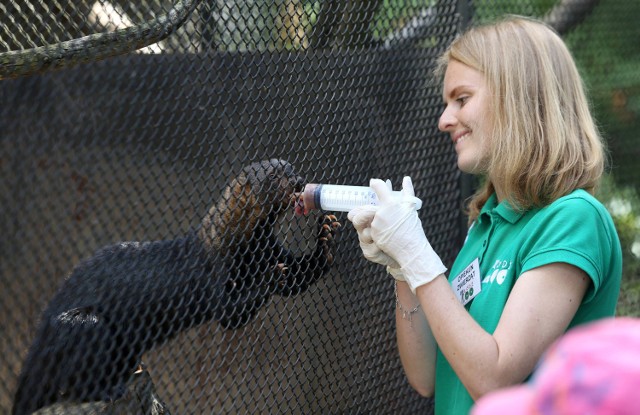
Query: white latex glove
369 177 447 293
347 181 405 281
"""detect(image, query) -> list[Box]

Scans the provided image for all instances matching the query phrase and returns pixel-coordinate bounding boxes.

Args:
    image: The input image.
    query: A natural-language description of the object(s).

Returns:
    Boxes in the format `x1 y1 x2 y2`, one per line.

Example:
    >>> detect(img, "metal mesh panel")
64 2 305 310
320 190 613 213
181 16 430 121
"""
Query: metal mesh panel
1 0 639 414
1 2 461 413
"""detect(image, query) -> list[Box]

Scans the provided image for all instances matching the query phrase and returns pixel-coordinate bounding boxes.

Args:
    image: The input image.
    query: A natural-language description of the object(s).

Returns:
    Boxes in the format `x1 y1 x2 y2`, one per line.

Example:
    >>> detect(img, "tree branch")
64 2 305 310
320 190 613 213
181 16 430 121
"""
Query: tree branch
0 0 202 80
309 0 383 49
543 0 601 35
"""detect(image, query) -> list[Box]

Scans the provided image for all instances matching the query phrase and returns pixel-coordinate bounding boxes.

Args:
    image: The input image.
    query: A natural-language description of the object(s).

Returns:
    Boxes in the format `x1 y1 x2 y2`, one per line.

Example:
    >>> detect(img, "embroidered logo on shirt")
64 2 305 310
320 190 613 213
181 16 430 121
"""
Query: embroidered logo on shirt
482 259 512 285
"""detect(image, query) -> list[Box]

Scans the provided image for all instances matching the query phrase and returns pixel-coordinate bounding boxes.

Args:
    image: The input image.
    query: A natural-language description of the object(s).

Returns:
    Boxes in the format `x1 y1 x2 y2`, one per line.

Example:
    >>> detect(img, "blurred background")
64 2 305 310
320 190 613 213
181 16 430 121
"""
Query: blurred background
1 0 638 413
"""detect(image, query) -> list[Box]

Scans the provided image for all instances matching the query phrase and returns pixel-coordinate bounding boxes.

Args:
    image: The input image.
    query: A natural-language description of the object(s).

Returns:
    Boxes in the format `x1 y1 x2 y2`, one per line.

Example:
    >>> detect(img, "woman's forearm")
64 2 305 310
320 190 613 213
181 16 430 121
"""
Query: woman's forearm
414 266 588 401
395 280 437 397
416 275 503 400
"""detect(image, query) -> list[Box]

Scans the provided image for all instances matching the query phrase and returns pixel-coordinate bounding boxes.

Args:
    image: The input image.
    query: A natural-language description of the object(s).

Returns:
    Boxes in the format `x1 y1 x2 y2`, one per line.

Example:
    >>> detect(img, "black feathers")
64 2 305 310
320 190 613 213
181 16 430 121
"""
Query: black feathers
12 159 340 414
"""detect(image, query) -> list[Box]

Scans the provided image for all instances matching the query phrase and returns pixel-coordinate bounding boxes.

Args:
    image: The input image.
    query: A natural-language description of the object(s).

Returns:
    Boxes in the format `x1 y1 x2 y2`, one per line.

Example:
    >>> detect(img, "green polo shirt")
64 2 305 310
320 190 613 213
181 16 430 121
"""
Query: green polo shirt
434 189 622 415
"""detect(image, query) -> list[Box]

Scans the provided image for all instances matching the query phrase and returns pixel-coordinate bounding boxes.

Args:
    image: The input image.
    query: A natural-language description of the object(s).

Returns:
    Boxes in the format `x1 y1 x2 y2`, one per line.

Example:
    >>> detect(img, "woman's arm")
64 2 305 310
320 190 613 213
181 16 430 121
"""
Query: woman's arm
395 280 437 397
348 178 591 400
413 262 589 400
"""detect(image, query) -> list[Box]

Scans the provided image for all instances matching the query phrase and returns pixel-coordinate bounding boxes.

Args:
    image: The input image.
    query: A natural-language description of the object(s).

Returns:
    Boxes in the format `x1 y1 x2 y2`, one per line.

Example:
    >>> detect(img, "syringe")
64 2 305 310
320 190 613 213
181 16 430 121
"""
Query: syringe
296 183 422 213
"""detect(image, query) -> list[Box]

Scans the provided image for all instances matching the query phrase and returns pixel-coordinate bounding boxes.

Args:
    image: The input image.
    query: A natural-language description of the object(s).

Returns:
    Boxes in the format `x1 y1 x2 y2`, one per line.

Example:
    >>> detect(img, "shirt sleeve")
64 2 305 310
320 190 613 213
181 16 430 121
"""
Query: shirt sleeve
518 195 616 302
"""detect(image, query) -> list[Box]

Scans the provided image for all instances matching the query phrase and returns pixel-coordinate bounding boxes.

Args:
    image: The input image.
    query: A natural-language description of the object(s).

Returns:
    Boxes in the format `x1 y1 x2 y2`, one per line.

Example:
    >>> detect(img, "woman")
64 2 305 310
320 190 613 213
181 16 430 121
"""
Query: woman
348 16 622 414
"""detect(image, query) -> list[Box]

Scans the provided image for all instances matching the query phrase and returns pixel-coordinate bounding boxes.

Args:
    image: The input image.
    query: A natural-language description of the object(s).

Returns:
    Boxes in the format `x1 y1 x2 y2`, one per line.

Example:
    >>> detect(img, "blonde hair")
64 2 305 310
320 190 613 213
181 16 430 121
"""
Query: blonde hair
437 16 605 224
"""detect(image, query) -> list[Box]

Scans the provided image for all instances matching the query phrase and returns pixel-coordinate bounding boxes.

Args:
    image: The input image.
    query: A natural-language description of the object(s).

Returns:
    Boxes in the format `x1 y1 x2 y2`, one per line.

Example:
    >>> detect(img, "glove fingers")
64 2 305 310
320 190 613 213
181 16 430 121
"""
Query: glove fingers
360 240 382 261
370 178 394 203
371 202 414 241
360 240 398 268
359 228 373 244
372 205 422 254
347 205 377 231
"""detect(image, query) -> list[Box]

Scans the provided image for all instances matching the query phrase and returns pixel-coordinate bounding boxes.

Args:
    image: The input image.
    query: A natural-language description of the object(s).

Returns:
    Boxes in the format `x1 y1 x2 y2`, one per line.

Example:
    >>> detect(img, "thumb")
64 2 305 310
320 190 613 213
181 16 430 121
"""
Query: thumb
401 176 415 198
347 204 378 231
401 176 423 210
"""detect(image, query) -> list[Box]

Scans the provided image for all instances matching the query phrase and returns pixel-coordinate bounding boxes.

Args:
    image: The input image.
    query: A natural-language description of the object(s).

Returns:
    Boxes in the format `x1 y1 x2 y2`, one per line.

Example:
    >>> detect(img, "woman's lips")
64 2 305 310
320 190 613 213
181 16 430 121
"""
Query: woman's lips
453 131 470 145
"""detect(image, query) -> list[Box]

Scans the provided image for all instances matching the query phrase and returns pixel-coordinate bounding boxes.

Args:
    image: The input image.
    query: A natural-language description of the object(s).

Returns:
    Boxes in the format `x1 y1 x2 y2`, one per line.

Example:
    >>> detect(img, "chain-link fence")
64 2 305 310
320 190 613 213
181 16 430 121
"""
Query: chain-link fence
1 0 638 414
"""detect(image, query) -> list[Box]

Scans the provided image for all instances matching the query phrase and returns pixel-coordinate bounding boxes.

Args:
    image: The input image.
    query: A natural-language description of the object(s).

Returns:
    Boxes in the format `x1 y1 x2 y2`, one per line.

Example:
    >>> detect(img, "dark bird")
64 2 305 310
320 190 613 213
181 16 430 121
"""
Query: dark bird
12 159 341 415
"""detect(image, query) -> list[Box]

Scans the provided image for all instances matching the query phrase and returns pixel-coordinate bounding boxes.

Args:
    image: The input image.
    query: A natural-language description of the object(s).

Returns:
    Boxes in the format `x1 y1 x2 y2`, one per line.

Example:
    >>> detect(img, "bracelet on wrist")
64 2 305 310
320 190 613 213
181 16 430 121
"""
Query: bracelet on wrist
394 280 420 326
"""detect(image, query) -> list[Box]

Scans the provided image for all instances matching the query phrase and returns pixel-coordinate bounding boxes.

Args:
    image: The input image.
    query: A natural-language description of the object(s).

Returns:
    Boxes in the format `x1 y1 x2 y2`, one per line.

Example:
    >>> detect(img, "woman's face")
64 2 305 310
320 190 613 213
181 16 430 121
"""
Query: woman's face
438 60 493 175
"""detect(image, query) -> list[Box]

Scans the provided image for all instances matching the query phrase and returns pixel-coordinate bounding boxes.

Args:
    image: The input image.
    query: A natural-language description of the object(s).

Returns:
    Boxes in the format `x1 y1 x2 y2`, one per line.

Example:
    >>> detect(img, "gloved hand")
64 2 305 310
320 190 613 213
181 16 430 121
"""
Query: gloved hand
368 177 447 293
348 181 405 281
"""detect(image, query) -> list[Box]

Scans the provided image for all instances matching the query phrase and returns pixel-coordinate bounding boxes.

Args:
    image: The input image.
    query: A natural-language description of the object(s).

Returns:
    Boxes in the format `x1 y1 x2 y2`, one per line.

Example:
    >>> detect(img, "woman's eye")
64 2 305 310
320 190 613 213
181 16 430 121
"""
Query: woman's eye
457 96 469 106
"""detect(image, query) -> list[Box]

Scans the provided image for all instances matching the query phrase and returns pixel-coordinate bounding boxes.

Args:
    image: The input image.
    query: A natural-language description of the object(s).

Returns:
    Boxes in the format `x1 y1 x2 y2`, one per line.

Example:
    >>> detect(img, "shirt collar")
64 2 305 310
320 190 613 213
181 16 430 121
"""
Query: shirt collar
478 193 526 224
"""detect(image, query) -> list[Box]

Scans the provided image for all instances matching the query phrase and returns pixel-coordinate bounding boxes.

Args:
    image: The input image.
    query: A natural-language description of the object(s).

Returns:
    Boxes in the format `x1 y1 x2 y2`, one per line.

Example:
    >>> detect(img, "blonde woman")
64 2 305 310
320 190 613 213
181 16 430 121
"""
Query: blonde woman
348 16 622 414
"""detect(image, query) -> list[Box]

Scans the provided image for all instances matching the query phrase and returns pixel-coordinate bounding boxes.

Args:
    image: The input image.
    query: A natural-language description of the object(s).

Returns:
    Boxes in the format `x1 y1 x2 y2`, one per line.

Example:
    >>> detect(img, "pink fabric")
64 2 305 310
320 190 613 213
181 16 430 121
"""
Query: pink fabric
472 317 640 415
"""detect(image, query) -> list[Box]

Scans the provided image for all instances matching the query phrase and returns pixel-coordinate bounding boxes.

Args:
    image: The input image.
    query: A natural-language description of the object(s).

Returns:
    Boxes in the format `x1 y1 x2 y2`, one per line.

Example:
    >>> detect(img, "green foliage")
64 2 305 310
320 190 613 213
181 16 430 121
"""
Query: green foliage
472 0 554 23
597 175 640 280
596 174 640 316
564 0 640 189
370 0 437 40
303 1 321 26
618 279 640 317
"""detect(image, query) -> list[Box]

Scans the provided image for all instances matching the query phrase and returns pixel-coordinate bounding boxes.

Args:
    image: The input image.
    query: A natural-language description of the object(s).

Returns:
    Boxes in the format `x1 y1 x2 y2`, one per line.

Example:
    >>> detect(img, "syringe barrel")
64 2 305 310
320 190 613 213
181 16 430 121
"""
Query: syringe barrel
302 183 422 212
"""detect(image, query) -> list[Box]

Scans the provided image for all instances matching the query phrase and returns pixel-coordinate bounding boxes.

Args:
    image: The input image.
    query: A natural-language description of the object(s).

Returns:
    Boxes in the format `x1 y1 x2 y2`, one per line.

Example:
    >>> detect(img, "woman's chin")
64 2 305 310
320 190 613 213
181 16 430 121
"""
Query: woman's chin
457 156 487 175
457 161 476 174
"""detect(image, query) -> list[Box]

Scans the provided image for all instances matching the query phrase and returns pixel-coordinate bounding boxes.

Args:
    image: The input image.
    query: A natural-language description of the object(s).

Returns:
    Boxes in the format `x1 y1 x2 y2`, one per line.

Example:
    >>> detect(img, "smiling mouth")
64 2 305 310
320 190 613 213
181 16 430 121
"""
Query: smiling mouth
454 132 470 145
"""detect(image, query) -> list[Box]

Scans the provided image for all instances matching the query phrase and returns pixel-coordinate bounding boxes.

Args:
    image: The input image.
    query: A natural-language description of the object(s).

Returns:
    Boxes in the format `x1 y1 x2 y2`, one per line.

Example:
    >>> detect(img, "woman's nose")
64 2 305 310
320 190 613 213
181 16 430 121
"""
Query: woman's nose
438 105 456 132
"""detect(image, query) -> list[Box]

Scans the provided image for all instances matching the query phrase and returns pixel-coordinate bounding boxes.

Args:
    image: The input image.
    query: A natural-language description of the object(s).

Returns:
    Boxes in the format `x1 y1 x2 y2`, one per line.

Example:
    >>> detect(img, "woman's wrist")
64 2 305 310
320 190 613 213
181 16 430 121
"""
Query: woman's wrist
395 280 421 326
387 265 405 281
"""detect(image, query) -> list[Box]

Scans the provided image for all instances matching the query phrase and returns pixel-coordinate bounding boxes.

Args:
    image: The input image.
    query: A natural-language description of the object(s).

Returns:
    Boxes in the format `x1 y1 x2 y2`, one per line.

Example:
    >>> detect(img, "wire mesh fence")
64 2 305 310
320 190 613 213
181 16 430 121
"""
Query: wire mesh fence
1 0 638 414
